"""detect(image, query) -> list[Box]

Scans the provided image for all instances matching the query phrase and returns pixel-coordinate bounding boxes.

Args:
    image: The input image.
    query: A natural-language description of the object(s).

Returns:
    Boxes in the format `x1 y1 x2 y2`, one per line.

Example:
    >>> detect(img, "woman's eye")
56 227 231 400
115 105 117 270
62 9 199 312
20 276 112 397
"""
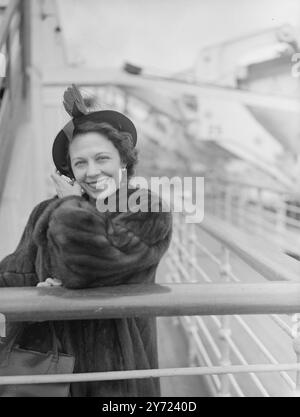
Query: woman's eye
75 161 85 167
96 156 109 162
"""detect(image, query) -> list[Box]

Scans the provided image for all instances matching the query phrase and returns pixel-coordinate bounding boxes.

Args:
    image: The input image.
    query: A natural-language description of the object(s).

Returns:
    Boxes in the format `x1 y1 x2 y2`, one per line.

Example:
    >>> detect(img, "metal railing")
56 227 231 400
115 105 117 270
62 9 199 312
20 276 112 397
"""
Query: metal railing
0 0 28 200
205 176 300 258
1 282 300 322
168 208 300 396
1 282 300 390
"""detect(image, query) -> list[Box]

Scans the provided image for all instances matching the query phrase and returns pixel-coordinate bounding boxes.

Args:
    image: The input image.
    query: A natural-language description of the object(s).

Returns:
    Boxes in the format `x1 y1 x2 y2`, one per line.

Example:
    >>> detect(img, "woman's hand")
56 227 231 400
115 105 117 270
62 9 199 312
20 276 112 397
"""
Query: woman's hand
37 278 63 287
51 172 82 198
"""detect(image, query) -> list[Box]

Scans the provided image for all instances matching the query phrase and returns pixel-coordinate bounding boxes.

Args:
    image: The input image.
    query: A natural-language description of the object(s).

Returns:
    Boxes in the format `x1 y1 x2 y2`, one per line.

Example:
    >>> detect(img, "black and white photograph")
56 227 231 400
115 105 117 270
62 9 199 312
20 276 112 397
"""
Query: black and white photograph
0 0 300 400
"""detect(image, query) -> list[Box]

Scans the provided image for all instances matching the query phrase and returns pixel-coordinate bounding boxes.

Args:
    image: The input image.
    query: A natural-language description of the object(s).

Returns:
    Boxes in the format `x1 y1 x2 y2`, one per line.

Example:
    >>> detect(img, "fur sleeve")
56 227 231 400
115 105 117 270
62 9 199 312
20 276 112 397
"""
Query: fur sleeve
33 191 173 289
0 198 57 287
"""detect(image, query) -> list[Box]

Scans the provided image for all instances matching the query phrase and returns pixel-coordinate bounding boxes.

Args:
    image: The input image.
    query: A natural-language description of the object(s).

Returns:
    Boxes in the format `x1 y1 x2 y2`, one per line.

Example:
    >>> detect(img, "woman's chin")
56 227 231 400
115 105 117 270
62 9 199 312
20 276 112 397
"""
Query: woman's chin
82 183 119 201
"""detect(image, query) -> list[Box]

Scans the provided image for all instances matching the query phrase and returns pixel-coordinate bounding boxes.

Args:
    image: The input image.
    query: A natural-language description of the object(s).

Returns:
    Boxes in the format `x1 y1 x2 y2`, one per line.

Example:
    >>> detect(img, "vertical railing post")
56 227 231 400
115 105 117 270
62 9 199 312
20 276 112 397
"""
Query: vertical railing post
217 246 232 397
211 180 216 216
225 185 232 223
276 198 287 235
256 188 264 235
5 26 12 104
181 216 188 274
292 313 300 396
189 222 197 282
237 189 245 230
186 316 198 367
0 313 6 338
171 214 188 328
176 213 183 272
231 187 237 226
19 0 31 98
217 182 223 218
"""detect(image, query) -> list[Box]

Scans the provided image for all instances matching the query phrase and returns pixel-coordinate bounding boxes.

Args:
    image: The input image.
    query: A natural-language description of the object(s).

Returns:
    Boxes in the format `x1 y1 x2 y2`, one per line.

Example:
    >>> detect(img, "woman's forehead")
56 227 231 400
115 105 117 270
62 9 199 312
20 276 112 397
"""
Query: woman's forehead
69 132 118 157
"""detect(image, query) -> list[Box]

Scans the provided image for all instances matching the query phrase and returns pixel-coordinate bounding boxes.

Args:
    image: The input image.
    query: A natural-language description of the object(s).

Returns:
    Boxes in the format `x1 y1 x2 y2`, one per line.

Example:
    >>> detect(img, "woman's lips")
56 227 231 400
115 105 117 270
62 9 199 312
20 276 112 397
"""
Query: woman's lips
85 182 98 191
86 178 110 191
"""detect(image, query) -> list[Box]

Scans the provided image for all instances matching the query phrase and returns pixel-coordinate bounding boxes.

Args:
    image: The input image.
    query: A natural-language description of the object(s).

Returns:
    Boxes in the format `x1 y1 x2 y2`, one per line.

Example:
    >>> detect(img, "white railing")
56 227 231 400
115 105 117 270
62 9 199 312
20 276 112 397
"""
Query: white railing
1 282 300 393
167 210 300 397
204 176 300 258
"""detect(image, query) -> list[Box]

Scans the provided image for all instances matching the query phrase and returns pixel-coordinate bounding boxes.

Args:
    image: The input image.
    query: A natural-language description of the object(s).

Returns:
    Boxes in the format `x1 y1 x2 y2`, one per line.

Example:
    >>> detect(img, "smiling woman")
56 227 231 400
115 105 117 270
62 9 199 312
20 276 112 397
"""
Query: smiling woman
67 122 138 201
69 130 124 200
0 85 172 397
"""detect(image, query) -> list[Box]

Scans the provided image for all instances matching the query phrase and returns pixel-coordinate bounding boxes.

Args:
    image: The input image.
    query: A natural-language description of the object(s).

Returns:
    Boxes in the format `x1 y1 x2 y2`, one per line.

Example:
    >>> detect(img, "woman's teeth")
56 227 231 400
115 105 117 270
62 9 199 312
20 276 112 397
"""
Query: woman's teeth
85 178 110 190
96 177 110 189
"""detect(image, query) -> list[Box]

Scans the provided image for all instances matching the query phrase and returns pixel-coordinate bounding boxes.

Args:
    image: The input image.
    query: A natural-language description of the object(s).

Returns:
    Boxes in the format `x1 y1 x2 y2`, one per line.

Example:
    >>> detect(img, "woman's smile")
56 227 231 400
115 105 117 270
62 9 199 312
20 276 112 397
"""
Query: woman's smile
86 181 98 190
86 177 110 191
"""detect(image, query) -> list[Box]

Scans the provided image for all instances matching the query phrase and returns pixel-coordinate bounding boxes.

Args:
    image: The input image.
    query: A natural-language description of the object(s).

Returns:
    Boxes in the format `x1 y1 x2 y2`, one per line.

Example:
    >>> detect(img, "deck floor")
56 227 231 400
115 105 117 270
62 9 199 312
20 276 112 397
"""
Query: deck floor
156 259 211 397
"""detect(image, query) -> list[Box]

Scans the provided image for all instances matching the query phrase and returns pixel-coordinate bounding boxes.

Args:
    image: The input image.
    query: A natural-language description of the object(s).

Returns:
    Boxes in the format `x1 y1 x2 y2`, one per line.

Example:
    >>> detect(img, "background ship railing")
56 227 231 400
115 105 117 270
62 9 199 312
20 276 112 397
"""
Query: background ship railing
167 207 300 396
0 282 300 395
205 176 300 259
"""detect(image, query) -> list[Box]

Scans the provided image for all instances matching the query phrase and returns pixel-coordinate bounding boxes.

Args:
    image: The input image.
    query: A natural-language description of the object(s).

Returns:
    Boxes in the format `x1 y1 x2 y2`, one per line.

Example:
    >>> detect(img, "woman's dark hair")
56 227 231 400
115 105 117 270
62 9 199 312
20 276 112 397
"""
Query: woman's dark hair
66 121 138 179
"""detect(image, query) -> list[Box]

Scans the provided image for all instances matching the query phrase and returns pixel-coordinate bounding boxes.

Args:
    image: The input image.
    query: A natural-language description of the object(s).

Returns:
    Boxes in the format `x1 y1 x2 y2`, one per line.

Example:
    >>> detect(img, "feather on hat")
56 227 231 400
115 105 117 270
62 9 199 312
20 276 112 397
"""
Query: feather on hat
63 84 89 118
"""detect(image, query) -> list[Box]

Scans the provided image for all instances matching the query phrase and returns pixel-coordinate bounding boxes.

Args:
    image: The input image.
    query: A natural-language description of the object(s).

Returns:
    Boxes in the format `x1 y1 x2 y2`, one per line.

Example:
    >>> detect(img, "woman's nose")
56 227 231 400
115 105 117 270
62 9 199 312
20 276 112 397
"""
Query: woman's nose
86 161 101 177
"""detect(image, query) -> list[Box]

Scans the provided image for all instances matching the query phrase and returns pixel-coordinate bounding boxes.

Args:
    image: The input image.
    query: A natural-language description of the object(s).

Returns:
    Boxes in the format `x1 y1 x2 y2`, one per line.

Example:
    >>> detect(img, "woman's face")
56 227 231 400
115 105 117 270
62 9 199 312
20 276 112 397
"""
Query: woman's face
69 131 123 200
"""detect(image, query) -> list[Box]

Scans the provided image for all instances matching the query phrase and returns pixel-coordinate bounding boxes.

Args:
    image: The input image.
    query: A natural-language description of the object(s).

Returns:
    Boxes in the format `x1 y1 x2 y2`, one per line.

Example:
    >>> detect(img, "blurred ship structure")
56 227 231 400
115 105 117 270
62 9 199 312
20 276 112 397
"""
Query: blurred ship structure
175 24 300 185
1 0 300 397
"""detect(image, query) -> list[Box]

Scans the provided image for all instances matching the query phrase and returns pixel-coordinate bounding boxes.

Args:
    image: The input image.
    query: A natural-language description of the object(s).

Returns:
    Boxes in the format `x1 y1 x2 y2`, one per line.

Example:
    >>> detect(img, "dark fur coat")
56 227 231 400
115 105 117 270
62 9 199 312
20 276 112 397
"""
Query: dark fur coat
0 187 172 397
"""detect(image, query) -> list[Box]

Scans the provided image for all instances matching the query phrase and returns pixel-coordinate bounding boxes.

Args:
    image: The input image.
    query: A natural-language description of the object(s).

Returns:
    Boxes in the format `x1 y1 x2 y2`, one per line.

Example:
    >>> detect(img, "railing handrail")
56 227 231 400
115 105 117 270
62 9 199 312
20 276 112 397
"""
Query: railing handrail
1 282 300 323
198 214 300 282
2 363 300 387
0 0 20 50
206 176 293 195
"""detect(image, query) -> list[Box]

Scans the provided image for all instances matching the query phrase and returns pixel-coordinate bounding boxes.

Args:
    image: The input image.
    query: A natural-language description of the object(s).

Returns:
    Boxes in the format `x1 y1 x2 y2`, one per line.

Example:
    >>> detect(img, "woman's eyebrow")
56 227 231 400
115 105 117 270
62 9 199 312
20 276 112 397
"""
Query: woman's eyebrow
95 152 112 157
72 156 85 161
72 152 112 161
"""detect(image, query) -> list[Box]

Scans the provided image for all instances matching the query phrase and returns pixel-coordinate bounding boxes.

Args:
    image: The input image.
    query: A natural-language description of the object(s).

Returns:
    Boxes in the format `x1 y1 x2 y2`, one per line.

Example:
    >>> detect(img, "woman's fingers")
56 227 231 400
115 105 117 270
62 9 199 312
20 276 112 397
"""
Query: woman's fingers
45 278 63 286
37 278 63 287
73 180 82 191
51 173 82 198
51 173 69 184
51 173 65 186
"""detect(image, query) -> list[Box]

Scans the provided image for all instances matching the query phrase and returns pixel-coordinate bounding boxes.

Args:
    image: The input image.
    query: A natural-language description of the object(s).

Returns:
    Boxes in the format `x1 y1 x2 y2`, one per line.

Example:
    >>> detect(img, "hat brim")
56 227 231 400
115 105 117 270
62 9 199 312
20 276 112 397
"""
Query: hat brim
52 110 137 177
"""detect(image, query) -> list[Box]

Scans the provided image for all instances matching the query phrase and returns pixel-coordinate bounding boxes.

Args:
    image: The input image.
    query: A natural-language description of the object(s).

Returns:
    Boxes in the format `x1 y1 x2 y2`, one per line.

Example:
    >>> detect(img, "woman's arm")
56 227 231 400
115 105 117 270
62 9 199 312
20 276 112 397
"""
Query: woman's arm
0 198 57 287
33 191 173 289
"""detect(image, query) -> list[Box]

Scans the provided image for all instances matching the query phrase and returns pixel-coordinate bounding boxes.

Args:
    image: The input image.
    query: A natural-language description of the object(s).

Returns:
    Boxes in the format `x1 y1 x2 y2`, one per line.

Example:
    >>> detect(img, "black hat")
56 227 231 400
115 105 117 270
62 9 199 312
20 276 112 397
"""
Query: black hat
52 85 137 177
